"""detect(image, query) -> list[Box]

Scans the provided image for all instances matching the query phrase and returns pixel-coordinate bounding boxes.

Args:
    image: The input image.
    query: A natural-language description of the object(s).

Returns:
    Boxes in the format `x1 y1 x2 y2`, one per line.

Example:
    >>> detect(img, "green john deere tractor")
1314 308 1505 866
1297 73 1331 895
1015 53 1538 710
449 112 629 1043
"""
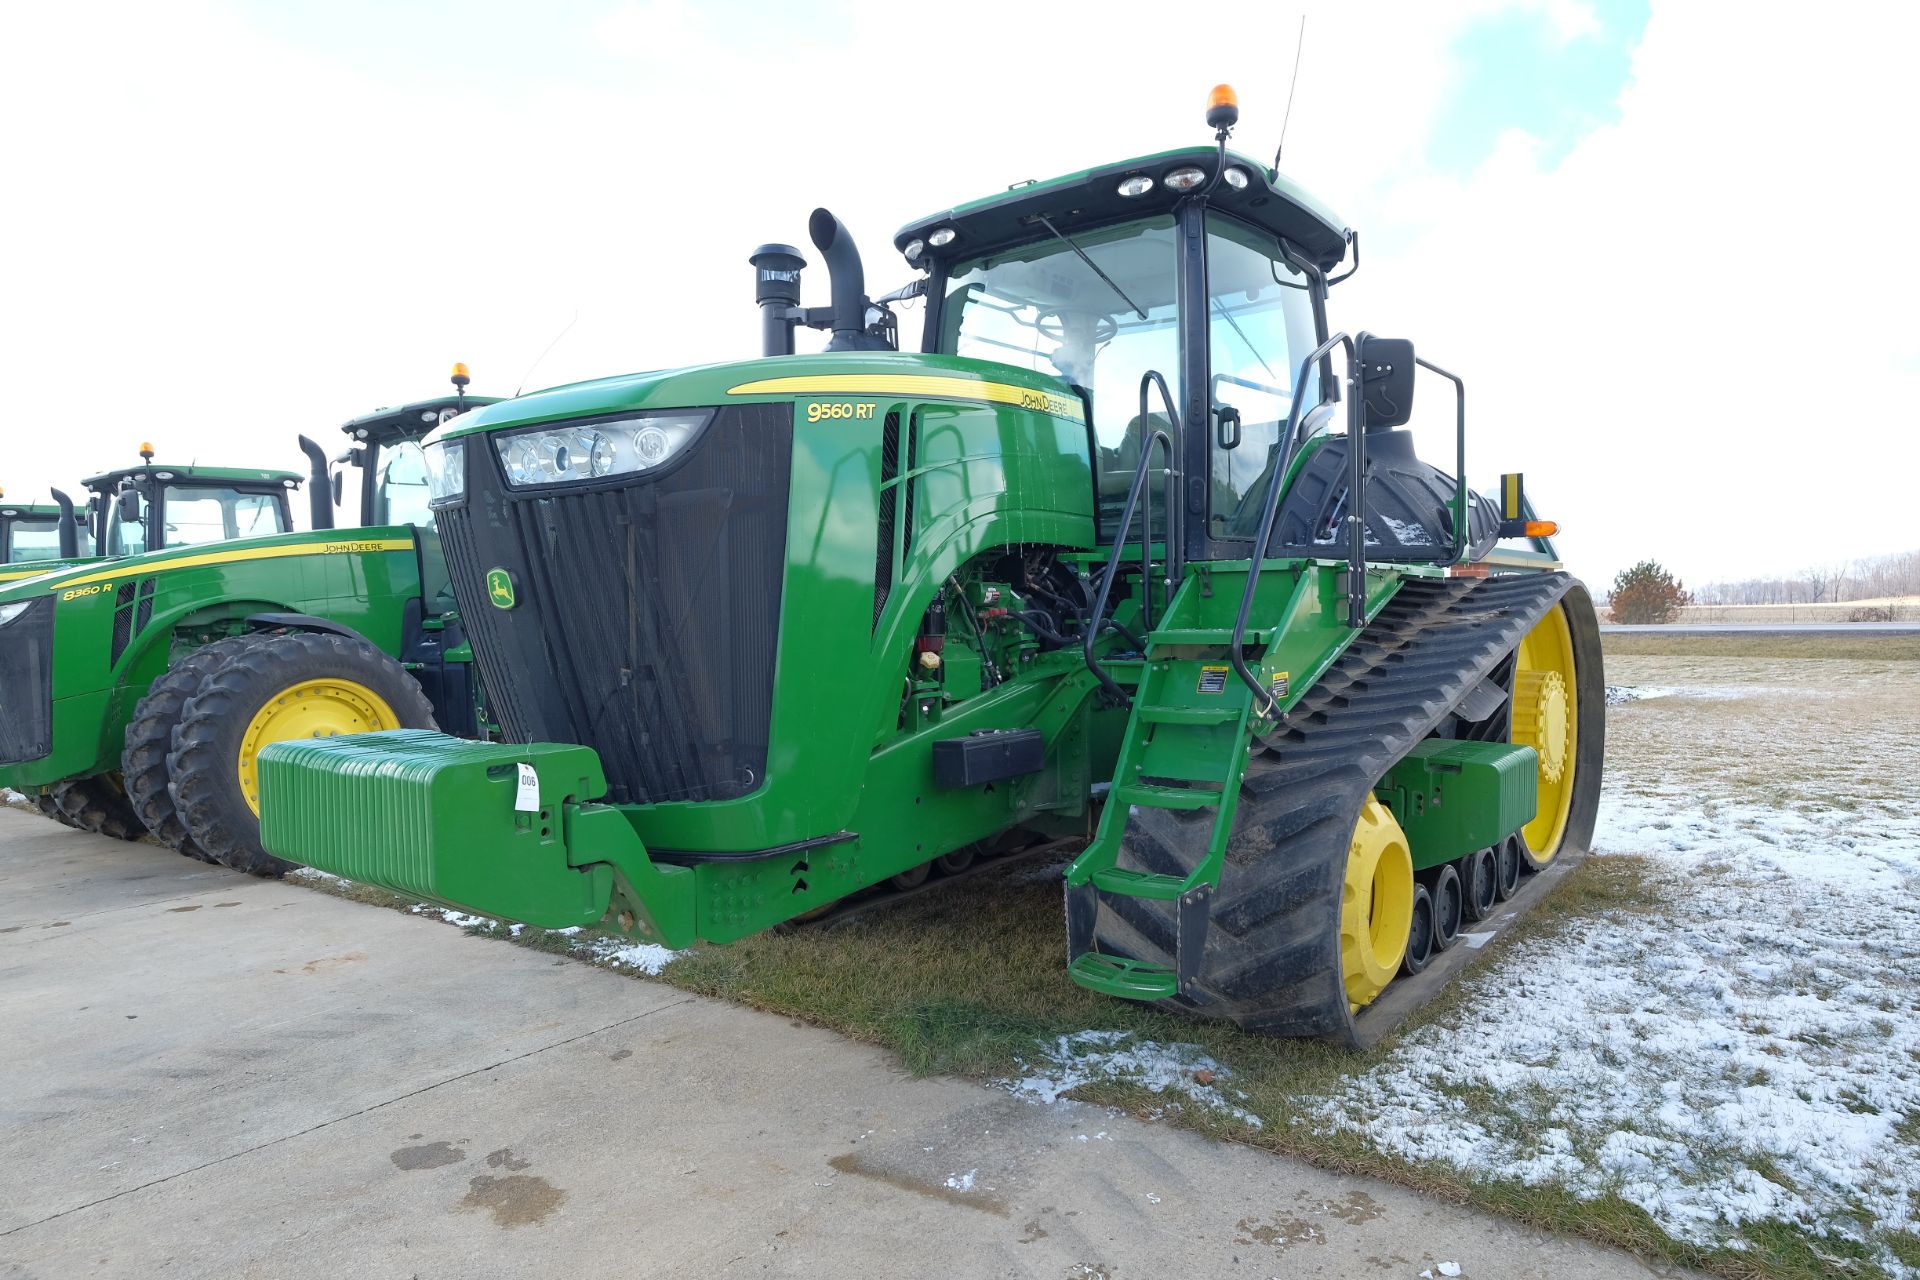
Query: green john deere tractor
0 369 500 868
0 490 85 575
256 92 1604 1044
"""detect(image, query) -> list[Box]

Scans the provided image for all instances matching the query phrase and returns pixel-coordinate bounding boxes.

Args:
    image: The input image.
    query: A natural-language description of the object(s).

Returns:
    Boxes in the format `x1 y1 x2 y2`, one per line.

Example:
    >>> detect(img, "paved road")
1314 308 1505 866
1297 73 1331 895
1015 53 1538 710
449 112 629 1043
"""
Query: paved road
0 807 1689 1279
1602 622 1920 634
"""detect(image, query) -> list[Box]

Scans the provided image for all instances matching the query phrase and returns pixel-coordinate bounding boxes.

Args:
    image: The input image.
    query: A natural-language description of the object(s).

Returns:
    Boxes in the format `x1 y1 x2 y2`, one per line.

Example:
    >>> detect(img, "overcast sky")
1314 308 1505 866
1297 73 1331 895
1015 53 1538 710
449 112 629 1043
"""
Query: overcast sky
3 0 1914 589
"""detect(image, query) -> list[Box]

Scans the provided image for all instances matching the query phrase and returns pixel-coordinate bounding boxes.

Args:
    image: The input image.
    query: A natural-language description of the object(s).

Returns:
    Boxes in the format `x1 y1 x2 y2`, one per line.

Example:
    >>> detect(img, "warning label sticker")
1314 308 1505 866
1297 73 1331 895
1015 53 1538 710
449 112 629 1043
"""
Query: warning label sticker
1197 665 1229 695
1270 670 1290 701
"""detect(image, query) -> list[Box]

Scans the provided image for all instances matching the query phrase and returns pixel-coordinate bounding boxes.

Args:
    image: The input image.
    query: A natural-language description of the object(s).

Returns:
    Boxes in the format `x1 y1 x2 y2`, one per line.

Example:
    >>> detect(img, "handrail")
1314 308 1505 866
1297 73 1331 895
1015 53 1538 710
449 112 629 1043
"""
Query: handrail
1414 355 1469 567
1230 332 1357 715
1082 371 1182 705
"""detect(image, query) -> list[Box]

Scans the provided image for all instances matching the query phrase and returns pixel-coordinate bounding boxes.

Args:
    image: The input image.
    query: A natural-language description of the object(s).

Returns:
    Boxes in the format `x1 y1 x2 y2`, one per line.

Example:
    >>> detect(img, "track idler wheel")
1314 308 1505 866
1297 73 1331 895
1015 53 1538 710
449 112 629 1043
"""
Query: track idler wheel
169 631 436 877
889 861 932 890
1427 863 1463 952
1401 882 1435 976
1511 597 1605 869
35 790 82 828
1459 847 1498 922
935 845 976 875
1494 833 1523 900
52 775 144 841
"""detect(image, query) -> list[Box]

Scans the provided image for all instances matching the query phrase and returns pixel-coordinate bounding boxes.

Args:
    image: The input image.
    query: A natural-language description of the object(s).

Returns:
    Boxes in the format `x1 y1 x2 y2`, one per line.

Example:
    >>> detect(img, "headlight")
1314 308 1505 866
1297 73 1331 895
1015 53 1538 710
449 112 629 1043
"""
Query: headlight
0 599 33 627
492 412 712 489
1164 165 1207 191
425 439 466 504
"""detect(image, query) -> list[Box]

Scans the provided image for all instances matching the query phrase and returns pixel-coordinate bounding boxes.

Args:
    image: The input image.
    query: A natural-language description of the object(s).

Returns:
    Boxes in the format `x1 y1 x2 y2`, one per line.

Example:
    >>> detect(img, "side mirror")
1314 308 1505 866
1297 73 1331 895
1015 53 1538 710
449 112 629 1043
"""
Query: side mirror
331 469 344 507
116 485 142 526
1357 334 1415 429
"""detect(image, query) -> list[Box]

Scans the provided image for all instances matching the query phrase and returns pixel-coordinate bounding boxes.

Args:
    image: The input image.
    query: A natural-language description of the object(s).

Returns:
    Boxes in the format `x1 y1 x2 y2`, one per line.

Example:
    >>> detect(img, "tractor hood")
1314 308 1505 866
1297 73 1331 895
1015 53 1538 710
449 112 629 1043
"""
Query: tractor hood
427 351 1088 442
0 528 418 601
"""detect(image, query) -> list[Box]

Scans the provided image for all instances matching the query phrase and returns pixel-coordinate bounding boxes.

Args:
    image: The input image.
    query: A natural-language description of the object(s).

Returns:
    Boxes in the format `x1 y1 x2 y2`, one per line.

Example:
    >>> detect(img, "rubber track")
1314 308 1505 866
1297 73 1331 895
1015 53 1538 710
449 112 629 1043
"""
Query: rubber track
1090 573 1577 1043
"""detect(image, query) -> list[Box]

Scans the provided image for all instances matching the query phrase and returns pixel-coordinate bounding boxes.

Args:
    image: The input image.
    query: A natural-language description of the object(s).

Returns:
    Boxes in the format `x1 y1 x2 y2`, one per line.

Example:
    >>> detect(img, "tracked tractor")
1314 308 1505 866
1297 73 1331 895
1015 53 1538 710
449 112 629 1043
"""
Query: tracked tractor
256 92 1604 1044
0 370 501 868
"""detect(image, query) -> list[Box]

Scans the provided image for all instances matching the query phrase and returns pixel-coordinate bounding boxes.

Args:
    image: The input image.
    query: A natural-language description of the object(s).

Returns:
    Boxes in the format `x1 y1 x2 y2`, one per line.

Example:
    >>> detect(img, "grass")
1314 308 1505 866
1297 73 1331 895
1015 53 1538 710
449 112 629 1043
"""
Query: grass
1601 633 1920 661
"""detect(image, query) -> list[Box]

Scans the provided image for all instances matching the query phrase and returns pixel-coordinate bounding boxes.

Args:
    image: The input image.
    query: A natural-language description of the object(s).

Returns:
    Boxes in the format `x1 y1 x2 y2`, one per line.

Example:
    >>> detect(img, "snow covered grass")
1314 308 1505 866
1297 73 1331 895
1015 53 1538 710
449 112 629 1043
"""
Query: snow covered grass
1313 655 1920 1278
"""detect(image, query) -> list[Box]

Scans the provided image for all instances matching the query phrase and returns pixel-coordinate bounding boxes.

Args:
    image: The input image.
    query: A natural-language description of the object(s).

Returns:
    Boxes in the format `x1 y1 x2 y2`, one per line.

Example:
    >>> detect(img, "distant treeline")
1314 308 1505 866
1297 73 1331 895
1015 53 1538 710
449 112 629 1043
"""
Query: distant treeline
1690 548 1920 606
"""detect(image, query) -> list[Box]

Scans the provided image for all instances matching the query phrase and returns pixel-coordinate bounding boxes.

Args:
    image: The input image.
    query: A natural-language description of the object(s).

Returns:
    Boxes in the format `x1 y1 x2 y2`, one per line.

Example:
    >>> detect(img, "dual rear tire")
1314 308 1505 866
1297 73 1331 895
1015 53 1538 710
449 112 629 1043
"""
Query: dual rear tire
123 631 434 875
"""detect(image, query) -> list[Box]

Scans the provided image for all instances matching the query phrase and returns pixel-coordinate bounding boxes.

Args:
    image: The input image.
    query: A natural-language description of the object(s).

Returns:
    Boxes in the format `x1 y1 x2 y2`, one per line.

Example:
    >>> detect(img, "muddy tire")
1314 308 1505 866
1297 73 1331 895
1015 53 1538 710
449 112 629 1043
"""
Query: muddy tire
170 632 435 876
122 635 268 863
52 774 144 841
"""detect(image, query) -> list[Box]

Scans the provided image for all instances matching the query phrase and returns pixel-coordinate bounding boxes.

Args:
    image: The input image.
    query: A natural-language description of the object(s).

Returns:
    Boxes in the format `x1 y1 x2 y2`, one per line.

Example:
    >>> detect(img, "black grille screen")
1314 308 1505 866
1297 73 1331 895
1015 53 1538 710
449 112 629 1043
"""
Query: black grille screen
440 404 793 804
0 594 55 765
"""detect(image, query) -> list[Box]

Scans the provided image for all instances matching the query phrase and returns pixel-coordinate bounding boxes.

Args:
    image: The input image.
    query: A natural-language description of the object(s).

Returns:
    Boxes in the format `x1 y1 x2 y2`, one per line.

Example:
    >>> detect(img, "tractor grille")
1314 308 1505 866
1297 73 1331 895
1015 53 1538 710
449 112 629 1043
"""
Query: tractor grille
439 403 793 805
0 594 55 765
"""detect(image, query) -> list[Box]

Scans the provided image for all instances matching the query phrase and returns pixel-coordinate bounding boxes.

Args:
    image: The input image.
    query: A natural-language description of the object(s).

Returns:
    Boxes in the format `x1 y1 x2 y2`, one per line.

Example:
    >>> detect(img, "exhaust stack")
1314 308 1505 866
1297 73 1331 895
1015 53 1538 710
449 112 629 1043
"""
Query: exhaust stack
296 435 335 531
808 209 886 352
50 488 79 558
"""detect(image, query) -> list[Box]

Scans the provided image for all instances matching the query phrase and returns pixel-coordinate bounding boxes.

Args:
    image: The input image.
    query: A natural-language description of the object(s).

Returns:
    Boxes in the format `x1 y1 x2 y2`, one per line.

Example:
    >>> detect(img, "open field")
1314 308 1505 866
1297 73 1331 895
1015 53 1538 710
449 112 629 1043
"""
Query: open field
249 635 1920 1280
1599 632 1920 661
1599 600 1920 627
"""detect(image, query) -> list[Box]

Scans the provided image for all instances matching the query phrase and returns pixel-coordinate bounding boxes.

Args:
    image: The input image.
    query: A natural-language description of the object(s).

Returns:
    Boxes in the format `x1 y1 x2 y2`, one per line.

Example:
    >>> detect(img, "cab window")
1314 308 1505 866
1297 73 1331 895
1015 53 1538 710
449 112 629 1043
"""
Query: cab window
7 519 65 562
161 486 284 547
374 442 433 526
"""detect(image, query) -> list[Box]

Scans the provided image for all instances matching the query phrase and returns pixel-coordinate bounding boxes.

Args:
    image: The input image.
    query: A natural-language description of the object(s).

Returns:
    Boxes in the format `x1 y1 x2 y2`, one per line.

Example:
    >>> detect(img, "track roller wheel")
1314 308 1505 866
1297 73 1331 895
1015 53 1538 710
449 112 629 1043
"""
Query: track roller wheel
1459 847 1497 923
169 631 435 877
1494 834 1522 900
52 774 144 841
1427 863 1462 952
123 635 267 863
1401 882 1435 976
35 790 82 828
935 845 976 875
889 861 932 890
1341 799 1414 1011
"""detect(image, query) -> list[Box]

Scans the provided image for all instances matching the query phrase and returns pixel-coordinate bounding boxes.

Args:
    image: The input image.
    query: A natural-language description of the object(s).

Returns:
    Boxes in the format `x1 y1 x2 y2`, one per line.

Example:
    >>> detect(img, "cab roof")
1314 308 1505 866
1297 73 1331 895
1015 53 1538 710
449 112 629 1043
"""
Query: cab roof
0 502 63 519
894 145 1350 274
342 394 503 443
80 464 303 491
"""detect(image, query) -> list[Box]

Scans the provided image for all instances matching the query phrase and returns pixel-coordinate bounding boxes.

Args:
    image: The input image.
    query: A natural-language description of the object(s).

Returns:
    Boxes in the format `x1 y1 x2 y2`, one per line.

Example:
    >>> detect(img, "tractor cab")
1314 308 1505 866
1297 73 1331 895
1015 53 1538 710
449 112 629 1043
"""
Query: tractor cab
0 493 82 565
329 365 501 528
82 455 300 557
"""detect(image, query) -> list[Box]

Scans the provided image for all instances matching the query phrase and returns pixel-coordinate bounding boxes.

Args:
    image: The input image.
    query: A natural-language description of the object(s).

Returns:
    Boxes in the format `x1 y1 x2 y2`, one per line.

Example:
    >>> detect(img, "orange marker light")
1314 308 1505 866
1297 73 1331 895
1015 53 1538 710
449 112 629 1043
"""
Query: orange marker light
1206 83 1240 132
138 441 155 455
1524 520 1559 538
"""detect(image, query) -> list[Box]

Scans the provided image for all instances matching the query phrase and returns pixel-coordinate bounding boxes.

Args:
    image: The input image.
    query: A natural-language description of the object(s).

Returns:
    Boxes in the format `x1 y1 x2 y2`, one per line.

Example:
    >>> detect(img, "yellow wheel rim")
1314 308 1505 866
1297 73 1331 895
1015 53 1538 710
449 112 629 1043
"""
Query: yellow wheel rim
1512 603 1578 861
1342 798 1414 1011
237 678 398 815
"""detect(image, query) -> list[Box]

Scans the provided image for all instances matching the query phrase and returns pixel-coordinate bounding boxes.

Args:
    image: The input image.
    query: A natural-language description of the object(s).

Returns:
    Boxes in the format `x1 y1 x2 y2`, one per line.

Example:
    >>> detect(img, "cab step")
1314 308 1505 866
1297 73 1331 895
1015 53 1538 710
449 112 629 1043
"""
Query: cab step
1111 781 1222 811
1089 866 1188 899
1068 951 1179 1000
1137 703 1241 726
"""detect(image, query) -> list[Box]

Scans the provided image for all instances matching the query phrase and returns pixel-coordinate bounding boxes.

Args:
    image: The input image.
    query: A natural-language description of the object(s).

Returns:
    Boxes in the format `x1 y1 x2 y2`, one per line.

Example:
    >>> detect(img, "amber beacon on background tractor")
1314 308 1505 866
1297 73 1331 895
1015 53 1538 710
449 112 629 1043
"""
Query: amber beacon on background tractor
254 89 1604 1045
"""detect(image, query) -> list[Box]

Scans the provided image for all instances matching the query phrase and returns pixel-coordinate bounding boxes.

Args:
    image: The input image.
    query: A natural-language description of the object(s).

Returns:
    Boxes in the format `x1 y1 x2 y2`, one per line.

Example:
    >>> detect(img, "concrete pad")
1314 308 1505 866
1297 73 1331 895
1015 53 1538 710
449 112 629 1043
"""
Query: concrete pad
0 809 1689 1279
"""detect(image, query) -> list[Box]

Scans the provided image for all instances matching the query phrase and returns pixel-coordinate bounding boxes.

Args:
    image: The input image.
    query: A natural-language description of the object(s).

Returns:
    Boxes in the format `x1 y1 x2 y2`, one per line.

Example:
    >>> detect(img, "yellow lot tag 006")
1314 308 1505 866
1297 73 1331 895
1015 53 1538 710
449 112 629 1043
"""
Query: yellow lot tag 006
513 763 540 812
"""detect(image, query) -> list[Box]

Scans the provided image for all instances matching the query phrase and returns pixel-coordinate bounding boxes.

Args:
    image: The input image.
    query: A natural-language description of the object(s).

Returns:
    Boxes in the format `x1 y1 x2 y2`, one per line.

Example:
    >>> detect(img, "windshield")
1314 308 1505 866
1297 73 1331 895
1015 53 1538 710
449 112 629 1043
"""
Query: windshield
6 518 65 563
374 441 433 526
107 484 287 554
1206 215 1322 539
945 217 1180 526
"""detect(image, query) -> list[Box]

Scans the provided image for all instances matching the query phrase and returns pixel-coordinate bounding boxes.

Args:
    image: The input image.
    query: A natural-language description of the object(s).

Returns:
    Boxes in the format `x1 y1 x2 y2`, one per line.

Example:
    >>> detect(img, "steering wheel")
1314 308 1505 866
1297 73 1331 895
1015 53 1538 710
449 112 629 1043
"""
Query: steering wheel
1035 311 1117 345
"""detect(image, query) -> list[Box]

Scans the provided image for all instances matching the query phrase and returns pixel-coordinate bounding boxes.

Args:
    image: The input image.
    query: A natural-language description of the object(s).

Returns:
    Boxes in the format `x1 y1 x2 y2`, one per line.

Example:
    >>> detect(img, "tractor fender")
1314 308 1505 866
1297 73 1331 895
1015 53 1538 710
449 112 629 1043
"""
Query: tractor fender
243 611 378 646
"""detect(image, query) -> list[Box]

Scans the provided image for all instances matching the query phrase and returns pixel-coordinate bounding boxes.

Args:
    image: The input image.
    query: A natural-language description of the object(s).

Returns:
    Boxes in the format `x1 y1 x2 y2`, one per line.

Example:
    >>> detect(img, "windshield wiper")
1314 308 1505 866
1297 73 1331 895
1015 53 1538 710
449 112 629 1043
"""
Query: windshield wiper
1034 214 1147 321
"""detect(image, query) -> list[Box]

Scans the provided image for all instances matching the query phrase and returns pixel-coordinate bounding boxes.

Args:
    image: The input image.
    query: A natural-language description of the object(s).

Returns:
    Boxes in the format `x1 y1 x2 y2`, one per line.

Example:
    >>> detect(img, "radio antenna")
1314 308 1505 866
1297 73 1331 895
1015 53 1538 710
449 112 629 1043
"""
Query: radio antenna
1273 15 1306 170
516 309 581 397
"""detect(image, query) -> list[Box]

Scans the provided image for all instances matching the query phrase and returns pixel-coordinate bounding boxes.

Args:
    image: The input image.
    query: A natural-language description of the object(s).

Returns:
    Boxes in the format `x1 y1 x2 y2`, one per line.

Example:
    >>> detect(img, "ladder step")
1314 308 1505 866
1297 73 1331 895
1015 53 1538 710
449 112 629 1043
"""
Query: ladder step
1138 703 1243 726
1113 781 1222 811
1068 951 1179 1000
1090 867 1189 900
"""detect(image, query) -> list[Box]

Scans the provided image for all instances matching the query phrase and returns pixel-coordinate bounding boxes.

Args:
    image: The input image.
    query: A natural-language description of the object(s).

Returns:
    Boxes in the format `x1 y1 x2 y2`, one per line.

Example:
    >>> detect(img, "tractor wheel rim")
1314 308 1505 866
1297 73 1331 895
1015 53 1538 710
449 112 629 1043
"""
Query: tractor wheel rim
1341 798 1414 1011
237 678 399 815
1512 602 1579 862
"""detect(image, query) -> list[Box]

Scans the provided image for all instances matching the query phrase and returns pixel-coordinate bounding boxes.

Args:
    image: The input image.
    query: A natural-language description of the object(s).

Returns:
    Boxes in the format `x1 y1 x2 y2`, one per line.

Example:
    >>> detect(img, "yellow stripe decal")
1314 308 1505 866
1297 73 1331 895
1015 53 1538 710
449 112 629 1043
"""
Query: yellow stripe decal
726 374 1086 424
49 538 416 590
1502 473 1521 520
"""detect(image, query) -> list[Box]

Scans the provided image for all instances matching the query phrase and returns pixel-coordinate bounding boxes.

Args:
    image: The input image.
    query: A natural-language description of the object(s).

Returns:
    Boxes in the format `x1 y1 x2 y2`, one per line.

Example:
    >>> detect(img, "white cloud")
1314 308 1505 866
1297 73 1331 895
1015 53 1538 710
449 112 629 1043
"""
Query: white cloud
1 0 1912 587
